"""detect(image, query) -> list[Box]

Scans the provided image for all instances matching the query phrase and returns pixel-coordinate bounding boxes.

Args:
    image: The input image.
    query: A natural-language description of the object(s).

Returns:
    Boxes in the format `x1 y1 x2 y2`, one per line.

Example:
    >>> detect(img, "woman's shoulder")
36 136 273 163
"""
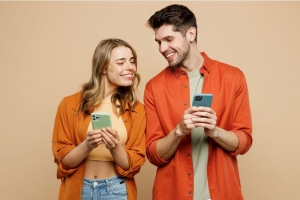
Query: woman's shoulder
125 100 145 115
62 91 82 101
58 91 82 112
134 100 145 111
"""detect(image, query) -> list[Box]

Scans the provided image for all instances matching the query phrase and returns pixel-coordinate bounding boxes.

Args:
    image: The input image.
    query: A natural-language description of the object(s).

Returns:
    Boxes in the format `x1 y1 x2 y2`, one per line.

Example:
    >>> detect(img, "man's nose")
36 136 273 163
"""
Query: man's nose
159 42 168 53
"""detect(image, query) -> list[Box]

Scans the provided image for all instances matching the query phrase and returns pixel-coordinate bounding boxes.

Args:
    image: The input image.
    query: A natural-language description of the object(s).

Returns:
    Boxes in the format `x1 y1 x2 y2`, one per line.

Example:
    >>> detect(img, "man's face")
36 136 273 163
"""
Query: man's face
154 24 190 67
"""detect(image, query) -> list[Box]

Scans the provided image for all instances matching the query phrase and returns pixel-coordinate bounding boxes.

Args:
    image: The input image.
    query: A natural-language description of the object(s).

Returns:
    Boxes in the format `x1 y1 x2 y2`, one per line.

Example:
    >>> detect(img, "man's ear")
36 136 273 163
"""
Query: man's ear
186 27 197 42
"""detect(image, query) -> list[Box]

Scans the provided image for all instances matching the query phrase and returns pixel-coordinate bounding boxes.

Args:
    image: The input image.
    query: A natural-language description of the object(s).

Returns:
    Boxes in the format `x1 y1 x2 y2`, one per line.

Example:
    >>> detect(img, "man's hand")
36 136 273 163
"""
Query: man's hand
191 106 218 137
176 106 204 135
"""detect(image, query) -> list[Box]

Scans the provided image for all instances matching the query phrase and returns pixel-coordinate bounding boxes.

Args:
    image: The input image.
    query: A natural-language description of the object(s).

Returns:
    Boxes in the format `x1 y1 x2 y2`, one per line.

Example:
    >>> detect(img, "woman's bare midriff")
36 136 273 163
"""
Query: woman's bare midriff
84 160 116 179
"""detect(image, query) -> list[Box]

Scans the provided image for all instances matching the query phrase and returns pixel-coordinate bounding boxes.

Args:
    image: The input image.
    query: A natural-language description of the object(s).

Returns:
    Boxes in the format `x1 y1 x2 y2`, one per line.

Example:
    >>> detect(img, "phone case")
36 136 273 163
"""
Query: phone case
192 94 213 107
91 112 112 130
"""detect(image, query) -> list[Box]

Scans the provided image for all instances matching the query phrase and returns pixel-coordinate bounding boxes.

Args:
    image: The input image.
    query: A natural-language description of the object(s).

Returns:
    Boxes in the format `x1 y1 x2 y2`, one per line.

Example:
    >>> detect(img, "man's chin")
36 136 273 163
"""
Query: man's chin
168 61 179 67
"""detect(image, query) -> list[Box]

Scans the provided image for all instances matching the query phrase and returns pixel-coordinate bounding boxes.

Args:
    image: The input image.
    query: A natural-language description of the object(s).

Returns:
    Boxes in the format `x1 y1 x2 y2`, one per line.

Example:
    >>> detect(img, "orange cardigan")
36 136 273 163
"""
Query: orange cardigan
52 92 146 200
144 52 252 200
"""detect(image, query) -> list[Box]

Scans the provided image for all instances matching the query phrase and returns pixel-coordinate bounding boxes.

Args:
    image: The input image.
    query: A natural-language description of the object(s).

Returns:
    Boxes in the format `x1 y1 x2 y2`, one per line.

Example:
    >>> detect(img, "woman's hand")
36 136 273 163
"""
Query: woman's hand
101 127 121 150
86 130 103 149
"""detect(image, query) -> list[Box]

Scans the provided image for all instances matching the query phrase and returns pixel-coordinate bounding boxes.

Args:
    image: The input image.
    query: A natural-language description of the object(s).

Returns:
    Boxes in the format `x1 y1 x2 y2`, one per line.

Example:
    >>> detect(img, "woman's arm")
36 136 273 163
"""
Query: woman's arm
61 130 103 169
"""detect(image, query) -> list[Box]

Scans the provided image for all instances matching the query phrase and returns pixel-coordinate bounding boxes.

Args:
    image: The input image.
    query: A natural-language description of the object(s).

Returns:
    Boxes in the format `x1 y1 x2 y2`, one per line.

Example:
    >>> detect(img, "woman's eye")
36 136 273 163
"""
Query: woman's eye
117 62 124 65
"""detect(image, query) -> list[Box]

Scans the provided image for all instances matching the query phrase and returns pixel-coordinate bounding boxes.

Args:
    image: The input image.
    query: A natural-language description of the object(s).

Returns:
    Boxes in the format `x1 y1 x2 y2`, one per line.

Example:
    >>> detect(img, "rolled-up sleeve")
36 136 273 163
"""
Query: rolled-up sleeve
115 103 147 178
229 72 253 156
144 82 170 166
52 98 78 179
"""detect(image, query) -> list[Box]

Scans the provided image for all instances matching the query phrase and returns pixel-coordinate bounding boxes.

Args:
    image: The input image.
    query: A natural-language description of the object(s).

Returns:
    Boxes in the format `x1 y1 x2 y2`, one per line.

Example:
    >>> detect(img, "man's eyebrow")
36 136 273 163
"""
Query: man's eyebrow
155 36 173 42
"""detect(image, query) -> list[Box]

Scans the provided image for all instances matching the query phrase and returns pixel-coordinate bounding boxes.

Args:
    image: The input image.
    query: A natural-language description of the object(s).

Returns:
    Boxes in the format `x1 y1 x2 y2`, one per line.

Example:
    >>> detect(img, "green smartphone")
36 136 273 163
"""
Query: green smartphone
91 112 112 130
192 94 213 107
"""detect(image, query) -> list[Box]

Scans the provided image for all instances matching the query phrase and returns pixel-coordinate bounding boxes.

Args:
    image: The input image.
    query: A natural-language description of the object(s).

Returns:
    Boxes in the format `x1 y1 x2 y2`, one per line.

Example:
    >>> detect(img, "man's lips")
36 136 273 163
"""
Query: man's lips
164 52 175 61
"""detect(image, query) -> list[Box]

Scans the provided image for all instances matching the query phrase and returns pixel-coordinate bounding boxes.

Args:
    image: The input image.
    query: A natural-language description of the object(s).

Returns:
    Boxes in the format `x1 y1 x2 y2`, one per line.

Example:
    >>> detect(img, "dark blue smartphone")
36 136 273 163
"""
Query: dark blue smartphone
192 94 213 107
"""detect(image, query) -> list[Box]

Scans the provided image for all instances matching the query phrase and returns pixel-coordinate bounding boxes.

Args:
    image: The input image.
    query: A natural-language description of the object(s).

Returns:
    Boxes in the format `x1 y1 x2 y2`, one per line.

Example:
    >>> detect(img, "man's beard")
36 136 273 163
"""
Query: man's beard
168 40 190 67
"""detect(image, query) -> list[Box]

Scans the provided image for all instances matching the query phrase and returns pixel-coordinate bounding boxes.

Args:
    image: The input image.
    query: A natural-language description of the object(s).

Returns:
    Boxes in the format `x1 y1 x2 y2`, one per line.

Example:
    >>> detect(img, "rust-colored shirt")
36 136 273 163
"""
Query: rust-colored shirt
52 92 146 200
144 52 252 200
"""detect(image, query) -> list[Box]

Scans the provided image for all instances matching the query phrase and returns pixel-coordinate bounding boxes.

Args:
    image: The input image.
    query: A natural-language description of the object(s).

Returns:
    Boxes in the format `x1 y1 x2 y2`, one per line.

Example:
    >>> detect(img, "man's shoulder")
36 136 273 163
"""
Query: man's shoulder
146 66 173 85
202 52 242 72
211 58 244 77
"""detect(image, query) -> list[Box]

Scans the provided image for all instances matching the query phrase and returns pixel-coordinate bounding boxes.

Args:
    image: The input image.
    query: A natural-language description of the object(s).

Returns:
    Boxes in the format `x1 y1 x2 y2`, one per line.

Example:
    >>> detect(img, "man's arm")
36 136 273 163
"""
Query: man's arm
156 107 202 160
192 106 239 152
208 127 238 152
155 126 183 161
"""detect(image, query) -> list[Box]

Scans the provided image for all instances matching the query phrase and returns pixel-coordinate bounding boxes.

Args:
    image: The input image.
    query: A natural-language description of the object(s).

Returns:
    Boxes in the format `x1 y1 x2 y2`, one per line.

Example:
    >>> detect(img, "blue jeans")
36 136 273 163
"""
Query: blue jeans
82 176 127 200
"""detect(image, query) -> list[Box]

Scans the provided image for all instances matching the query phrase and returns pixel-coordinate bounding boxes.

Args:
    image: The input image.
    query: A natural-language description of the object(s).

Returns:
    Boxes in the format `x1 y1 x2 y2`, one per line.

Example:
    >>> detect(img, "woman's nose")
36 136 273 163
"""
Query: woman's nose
125 62 135 70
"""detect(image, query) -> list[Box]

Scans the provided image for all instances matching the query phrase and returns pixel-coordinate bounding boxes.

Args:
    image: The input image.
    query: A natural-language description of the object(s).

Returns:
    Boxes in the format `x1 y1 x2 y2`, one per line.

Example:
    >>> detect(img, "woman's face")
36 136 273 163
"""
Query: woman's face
104 46 136 89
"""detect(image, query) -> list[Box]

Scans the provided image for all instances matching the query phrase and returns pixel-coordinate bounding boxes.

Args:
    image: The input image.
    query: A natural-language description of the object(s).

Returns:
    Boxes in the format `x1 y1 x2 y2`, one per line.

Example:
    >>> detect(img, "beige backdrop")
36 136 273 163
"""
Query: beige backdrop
1 1 300 200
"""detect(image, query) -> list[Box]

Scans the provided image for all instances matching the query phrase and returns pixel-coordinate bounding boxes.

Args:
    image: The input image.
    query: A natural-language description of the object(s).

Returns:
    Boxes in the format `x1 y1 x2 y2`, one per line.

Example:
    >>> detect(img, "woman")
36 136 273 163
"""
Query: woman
52 38 146 200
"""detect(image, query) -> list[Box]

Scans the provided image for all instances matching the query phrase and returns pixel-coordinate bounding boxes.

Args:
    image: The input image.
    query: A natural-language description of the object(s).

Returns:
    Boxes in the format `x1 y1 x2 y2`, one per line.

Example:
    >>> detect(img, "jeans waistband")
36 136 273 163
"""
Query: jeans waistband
83 176 120 186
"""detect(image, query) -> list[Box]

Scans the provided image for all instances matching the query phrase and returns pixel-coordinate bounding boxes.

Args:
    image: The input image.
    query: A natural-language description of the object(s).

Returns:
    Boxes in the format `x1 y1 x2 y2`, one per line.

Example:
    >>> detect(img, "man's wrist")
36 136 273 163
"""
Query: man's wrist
175 125 185 137
207 127 220 139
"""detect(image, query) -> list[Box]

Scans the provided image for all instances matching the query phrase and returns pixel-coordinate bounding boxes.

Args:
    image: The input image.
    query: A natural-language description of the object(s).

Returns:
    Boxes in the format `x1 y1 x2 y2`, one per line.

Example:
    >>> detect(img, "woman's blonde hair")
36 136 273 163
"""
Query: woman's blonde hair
79 38 140 116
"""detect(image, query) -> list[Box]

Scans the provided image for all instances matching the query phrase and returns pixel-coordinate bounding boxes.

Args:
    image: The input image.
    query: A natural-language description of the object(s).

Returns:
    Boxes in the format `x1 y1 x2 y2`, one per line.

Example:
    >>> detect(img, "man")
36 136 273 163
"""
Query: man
144 4 252 200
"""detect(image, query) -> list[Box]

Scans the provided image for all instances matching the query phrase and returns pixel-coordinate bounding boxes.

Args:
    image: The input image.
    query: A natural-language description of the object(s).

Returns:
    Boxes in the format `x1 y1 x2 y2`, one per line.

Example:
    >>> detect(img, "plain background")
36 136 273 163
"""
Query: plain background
1 1 300 199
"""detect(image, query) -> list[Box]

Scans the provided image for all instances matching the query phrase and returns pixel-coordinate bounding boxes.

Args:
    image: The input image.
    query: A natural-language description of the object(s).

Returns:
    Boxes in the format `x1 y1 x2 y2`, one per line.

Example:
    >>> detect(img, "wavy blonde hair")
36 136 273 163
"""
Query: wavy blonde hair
79 38 140 116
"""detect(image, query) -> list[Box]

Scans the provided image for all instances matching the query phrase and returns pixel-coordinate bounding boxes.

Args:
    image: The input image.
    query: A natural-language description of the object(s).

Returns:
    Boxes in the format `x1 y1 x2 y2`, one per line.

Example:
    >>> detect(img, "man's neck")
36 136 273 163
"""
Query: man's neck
180 50 204 72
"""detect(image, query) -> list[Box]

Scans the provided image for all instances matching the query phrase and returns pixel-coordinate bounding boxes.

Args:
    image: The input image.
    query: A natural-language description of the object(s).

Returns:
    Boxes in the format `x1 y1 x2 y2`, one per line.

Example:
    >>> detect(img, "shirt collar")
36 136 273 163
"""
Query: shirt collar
200 52 213 74
171 52 212 78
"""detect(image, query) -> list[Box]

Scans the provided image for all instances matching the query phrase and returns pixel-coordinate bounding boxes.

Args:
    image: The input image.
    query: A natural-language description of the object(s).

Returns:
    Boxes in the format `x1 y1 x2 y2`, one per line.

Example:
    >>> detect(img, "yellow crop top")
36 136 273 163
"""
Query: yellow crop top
86 99 127 161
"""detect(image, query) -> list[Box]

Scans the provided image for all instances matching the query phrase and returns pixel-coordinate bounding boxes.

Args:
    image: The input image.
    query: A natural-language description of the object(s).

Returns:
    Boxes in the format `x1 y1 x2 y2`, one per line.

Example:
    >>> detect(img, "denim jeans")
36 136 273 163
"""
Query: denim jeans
82 176 127 200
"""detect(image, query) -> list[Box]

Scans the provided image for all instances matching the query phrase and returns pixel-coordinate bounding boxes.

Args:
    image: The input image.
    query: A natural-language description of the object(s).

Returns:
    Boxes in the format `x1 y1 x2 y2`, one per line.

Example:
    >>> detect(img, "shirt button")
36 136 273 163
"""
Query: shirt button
188 191 192 194
124 119 127 122
184 102 187 105
184 85 188 88
187 153 190 157
181 71 185 75
188 172 191 176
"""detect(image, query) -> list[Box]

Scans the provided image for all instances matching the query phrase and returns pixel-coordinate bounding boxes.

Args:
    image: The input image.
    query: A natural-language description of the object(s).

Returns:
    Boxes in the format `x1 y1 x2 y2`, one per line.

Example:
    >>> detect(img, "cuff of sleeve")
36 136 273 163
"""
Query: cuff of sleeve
146 140 169 166
56 162 78 179
229 130 248 156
